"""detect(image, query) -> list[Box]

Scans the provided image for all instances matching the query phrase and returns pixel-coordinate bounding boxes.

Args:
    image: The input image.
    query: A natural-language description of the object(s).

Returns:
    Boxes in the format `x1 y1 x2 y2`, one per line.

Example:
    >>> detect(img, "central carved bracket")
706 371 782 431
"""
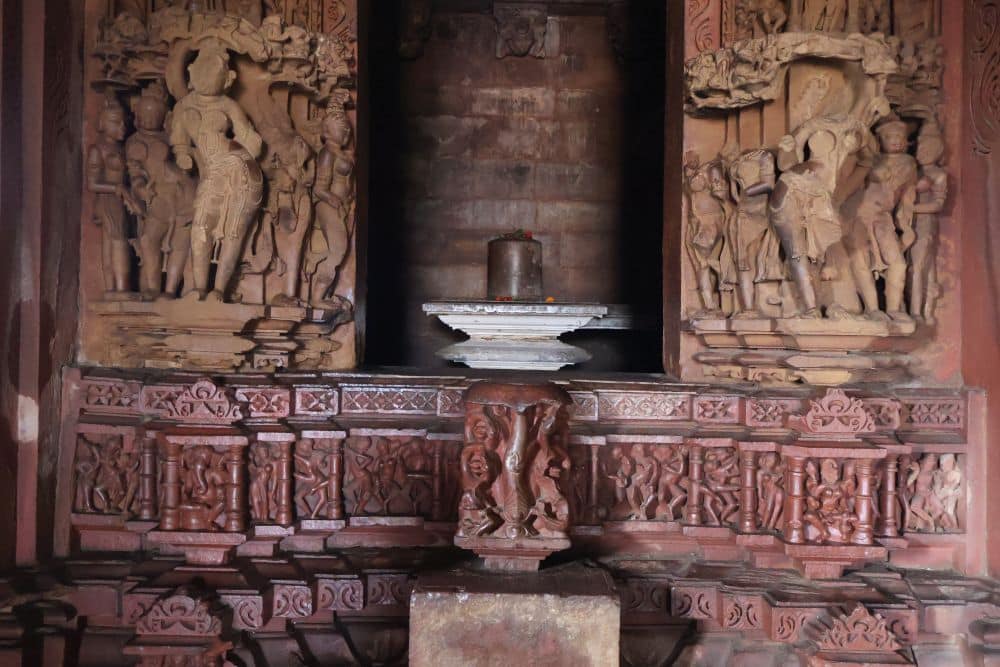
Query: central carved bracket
454 382 572 570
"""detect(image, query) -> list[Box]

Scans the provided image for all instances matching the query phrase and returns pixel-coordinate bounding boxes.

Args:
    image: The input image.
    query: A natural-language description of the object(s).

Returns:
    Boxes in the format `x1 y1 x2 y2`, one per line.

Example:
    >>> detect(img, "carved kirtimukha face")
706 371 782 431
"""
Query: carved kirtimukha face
188 46 234 96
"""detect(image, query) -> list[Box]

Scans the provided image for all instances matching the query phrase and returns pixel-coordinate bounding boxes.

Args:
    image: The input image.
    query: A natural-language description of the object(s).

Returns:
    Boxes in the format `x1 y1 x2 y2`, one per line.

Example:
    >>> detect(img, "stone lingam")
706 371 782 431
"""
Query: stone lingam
423 230 607 370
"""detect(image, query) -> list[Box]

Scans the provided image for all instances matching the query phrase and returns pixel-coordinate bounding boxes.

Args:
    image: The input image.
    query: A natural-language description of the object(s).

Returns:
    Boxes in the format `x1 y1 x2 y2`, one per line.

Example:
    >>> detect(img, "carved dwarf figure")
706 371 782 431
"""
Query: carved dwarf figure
728 148 781 317
126 80 197 299
908 119 947 323
88 91 132 295
848 116 918 322
170 39 264 302
684 153 733 317
306 95 355 309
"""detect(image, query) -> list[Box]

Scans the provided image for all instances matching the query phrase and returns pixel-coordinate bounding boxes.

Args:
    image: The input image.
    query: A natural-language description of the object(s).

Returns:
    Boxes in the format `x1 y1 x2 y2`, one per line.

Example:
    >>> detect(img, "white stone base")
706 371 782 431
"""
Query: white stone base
423 301 607 371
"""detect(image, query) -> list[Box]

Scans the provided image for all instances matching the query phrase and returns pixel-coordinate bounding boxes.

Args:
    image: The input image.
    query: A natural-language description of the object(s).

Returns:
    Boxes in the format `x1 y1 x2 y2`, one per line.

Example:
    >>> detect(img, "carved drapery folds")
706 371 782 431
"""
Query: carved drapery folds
683 1 950 386
83 0 358 371
454 382 573 570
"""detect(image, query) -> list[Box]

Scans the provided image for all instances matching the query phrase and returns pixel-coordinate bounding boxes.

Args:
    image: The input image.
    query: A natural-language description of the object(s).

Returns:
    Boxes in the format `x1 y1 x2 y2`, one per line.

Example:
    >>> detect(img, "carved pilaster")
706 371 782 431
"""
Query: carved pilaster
784 456 806 544
139 431 158 521
879 455 900 538
853 459 874 546
739 449 757 532
685 444 705 525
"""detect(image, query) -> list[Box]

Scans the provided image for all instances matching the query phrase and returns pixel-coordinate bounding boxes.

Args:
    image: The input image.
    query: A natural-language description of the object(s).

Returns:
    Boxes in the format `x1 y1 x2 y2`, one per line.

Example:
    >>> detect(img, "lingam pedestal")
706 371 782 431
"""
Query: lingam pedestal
423 301 607 370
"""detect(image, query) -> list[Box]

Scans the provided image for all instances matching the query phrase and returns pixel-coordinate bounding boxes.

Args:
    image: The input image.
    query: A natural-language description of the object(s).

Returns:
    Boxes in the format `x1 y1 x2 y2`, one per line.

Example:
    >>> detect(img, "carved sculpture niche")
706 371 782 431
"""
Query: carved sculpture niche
683 2 949 385
454 382 572 571
83 0 359 371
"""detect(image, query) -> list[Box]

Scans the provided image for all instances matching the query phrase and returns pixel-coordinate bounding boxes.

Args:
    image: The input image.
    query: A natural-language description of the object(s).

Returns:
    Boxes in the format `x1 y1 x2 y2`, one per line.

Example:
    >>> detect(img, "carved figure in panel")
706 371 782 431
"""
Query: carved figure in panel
293 439 332 519
756 452 785 531
304 92 355 311
908 119 947 323
126 80 197 299
684 153 733 317
179 446 229 530
790 0 848 33
88 91 133 296
263 135 314 306
249 443 281 522
771 109 881 318
859 0 891 35
494 3 547 59
566 445 591 523
905 453 961 532
607 445 659 521
455 384 572 541
74 434 140 516
702 448 740 525
845 116 919 323
739 0 789 37
170 39 264 302
344 437 434 517
803 458 856 543
653 445 689 521
727 148 782 317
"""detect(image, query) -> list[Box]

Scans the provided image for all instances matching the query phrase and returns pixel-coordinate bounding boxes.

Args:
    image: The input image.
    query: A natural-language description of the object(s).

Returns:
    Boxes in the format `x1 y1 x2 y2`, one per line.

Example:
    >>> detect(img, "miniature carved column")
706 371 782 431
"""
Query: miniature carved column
879 455 900 538
685 444 704 525
224 445 246 533
784 456 807 544
454 382 572 571
739 449 757 533
852 459 875 546
589 444 600 524
139 431 158 521
326 438 344 521
430 438 445 521
159 439 182 531
275 441 293 526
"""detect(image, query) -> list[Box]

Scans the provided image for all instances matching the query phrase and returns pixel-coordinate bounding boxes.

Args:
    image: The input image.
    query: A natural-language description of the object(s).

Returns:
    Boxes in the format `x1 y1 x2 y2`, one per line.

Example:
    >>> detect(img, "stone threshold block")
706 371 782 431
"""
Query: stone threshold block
410 563 620 667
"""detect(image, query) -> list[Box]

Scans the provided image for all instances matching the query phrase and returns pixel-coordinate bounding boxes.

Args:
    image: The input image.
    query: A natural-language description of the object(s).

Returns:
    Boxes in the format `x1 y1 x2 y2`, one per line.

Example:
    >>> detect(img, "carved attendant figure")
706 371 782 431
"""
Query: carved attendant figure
728 148 781 317
266 135 314 306
850 117 918 322
684 153 733 317
88 92 132 295
307 96 355 308
126 80 196 299
170 39 264 302
756 452 785 531
933 453 961 531
908 120 947 323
